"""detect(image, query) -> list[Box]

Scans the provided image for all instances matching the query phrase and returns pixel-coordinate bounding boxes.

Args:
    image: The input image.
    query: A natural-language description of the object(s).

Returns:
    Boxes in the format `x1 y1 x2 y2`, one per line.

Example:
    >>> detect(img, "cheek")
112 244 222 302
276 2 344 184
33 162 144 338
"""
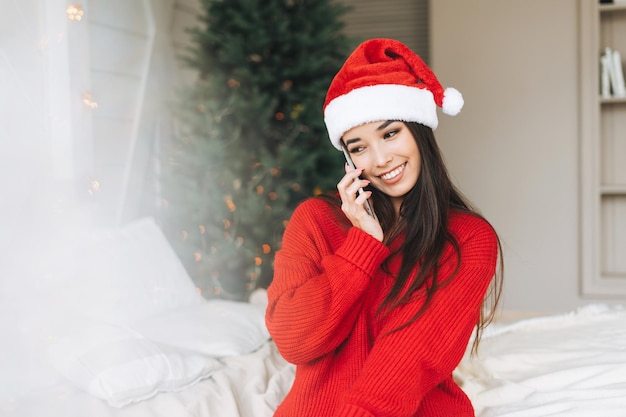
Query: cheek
351 155 371 172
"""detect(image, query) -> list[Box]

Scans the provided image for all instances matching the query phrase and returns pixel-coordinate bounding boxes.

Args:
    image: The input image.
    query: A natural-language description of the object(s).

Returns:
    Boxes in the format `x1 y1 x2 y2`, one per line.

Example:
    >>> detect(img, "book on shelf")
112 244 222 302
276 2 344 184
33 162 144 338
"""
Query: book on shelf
601 47 626 98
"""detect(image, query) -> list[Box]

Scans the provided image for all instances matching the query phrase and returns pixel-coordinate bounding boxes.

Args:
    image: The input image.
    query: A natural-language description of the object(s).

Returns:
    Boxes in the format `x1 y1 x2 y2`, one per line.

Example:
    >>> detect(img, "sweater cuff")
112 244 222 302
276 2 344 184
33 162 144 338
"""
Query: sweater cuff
335 227 390 277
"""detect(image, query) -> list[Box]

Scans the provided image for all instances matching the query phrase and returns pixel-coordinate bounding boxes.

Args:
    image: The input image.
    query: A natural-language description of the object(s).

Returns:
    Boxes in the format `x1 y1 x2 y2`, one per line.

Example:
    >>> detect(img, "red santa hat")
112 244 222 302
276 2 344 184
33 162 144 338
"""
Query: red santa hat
323 38 463 150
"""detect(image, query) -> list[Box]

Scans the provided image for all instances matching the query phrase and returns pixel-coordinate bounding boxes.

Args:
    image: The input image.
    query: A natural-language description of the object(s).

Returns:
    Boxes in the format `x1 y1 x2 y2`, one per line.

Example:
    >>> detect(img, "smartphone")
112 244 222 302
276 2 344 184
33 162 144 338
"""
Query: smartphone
340 141 377 219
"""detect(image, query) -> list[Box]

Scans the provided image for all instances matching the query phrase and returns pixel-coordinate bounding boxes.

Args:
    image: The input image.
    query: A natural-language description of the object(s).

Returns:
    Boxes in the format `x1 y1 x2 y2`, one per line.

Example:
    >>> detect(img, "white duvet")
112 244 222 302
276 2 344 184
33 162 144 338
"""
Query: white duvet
0 341 293 417
4 304 626 417
3 218 626 416
456 304 626 417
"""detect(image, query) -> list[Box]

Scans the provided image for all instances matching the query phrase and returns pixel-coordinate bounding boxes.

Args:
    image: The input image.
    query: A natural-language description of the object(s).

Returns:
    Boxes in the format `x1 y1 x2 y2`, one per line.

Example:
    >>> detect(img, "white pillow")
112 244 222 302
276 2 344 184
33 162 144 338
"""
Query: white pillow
46 217 202 325
48 322 222 408
132 299 270 357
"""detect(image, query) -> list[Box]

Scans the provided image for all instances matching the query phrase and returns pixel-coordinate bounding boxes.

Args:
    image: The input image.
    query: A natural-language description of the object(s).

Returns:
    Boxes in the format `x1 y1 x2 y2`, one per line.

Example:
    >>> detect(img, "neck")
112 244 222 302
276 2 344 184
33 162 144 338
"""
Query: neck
391 196 403 217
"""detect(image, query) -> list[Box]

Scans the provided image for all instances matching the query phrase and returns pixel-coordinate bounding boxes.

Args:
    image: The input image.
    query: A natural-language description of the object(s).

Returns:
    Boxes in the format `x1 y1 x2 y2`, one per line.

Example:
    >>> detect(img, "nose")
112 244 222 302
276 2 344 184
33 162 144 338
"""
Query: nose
373 145 392 167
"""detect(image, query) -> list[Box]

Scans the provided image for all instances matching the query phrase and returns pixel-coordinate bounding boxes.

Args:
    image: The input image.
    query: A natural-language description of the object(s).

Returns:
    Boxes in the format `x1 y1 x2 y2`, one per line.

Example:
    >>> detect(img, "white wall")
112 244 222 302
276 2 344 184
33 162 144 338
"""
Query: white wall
431 0 624 312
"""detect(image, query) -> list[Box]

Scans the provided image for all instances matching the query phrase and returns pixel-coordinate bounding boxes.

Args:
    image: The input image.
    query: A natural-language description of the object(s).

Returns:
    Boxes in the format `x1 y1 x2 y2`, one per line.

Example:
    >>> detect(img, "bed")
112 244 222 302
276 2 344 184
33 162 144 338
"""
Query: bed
2 217 626 417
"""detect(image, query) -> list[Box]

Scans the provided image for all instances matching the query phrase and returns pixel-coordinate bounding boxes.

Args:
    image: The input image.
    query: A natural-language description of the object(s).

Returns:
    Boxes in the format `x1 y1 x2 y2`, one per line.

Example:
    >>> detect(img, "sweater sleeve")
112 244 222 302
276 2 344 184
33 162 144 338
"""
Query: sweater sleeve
266 198 390 365
333 215 498 417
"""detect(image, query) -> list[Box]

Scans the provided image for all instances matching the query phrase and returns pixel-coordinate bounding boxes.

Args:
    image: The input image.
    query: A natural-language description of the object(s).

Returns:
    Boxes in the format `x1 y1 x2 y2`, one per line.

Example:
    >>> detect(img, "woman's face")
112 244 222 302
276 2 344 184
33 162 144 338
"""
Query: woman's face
342 120 421 212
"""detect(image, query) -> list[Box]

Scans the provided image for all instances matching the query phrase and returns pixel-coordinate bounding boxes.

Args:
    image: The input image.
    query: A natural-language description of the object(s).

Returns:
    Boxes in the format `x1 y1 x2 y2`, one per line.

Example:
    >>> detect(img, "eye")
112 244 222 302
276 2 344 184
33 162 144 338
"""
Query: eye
383 129 398 140
349 145 365 154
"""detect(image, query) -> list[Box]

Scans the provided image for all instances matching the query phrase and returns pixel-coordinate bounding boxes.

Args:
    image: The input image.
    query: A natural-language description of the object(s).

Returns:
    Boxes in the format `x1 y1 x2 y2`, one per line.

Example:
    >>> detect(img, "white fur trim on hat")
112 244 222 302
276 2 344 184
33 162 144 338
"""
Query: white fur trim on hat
323 84 438 150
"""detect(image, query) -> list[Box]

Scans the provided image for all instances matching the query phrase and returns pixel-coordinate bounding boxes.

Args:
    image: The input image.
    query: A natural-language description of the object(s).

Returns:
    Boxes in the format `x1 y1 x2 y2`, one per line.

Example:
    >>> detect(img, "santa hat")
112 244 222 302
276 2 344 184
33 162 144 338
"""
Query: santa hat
323 38 463 150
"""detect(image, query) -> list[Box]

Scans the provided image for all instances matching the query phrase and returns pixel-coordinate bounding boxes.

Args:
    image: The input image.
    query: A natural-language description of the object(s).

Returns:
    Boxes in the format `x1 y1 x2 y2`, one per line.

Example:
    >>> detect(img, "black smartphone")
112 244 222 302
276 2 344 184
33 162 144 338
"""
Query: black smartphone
340 141 377 219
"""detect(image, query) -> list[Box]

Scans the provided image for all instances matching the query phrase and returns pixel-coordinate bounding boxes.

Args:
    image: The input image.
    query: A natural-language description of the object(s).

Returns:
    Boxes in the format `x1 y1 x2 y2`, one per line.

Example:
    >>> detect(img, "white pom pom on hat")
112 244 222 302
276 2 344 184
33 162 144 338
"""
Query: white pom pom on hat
323 38 464 150
442 87 464 116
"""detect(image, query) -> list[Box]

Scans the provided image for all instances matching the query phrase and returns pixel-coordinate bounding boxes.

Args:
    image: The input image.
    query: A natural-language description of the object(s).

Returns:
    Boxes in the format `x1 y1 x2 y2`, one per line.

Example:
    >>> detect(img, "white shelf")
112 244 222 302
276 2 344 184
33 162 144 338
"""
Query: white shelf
601 185 626 195
579 0 626 296
600 96 626 104
599 4 626 12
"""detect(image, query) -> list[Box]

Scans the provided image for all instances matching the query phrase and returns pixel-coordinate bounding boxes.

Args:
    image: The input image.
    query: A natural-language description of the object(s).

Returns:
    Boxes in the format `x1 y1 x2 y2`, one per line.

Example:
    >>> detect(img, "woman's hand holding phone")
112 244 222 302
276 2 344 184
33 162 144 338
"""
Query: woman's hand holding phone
337 163 383 242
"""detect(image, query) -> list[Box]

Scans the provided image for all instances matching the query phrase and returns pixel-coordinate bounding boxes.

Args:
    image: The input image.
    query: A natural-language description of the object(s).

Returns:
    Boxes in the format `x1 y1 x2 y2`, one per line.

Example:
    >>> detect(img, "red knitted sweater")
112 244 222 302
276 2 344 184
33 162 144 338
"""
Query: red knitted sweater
266 197 497 417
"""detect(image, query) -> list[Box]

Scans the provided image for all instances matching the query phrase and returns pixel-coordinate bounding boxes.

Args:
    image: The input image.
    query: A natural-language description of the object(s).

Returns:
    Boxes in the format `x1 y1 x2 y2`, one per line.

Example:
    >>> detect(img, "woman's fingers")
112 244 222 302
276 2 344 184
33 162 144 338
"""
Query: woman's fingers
337 169 367 202
337 168 371 217
347 177 370 198
338 166 363 188
337 170 382 241
354 188 372 206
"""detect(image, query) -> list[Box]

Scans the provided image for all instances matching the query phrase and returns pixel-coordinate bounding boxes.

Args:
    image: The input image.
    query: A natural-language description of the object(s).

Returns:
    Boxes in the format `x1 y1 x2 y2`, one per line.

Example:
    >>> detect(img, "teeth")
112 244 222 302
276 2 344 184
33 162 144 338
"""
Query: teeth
381 164 404 180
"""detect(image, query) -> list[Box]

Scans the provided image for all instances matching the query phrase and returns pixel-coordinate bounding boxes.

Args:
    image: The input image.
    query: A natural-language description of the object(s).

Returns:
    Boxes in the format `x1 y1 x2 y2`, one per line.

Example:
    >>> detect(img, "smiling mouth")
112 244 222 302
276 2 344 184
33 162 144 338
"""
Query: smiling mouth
380 163 406 180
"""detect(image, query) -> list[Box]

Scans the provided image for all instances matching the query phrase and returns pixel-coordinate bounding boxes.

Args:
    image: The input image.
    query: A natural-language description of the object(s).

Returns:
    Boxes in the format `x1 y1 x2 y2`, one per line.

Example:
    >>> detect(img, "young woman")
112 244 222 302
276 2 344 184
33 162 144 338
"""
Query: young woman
266 38 503 417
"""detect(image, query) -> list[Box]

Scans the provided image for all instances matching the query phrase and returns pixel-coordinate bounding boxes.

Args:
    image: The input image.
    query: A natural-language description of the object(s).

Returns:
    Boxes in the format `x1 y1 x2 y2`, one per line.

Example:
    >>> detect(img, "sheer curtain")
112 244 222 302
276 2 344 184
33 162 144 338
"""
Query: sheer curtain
0 0 192 398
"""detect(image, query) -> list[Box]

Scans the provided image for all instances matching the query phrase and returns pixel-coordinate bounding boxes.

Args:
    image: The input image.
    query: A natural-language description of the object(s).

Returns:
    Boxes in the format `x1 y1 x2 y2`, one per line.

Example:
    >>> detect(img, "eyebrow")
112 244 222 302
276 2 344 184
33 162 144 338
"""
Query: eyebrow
343 120 395 146
376 120 394 130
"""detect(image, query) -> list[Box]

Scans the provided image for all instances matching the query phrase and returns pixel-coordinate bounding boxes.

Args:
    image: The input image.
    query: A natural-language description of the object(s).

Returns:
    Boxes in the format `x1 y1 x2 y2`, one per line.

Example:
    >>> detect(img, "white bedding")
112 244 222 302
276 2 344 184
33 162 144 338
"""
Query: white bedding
3 217 626 417
4 304 626 417
456 304 626 417
0 217 282 415
0 341 293 417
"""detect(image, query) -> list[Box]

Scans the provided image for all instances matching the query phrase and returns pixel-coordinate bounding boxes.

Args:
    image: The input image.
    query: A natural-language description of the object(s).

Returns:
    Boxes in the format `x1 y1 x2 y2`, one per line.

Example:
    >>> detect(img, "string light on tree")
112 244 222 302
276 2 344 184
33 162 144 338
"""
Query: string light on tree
66 4 84 21
87 178 100 196
82 92 98 109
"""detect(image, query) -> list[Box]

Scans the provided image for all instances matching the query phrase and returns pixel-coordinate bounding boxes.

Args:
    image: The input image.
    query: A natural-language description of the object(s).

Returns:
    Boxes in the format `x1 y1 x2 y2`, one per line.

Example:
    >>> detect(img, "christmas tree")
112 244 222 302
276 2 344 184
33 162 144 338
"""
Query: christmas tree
159 0 352 300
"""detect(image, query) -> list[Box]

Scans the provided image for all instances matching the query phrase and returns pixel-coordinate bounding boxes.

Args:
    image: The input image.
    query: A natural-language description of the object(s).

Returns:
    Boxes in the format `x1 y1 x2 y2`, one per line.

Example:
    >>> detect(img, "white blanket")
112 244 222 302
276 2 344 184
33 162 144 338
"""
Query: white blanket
0 341 294 417
3 304 626 417
456 304 626 417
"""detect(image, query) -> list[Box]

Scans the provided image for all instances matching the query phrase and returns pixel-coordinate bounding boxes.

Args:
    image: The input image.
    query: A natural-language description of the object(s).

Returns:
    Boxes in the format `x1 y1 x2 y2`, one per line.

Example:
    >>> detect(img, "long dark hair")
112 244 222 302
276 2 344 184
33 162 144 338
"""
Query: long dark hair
321 121 502 354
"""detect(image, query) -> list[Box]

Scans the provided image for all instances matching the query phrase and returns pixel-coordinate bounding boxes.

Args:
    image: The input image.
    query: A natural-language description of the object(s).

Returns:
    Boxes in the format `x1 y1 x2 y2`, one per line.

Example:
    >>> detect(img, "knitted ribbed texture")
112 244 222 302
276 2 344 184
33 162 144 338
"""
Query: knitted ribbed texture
266 198 497 417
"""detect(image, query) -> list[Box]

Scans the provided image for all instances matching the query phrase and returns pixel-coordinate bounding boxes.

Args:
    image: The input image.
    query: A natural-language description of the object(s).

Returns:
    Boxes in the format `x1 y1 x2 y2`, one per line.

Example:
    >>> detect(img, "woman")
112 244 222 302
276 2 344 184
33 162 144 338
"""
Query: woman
266 38 503 417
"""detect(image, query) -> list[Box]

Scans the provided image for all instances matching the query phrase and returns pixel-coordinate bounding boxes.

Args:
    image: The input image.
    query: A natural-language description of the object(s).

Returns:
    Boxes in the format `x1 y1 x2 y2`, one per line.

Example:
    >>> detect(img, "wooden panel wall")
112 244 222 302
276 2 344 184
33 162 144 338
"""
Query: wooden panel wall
340 0 429 62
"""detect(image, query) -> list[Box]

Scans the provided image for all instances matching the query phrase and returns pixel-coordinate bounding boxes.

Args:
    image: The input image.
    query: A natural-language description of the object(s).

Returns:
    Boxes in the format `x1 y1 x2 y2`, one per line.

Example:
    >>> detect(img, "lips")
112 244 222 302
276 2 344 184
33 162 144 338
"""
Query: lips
380 163 406 181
